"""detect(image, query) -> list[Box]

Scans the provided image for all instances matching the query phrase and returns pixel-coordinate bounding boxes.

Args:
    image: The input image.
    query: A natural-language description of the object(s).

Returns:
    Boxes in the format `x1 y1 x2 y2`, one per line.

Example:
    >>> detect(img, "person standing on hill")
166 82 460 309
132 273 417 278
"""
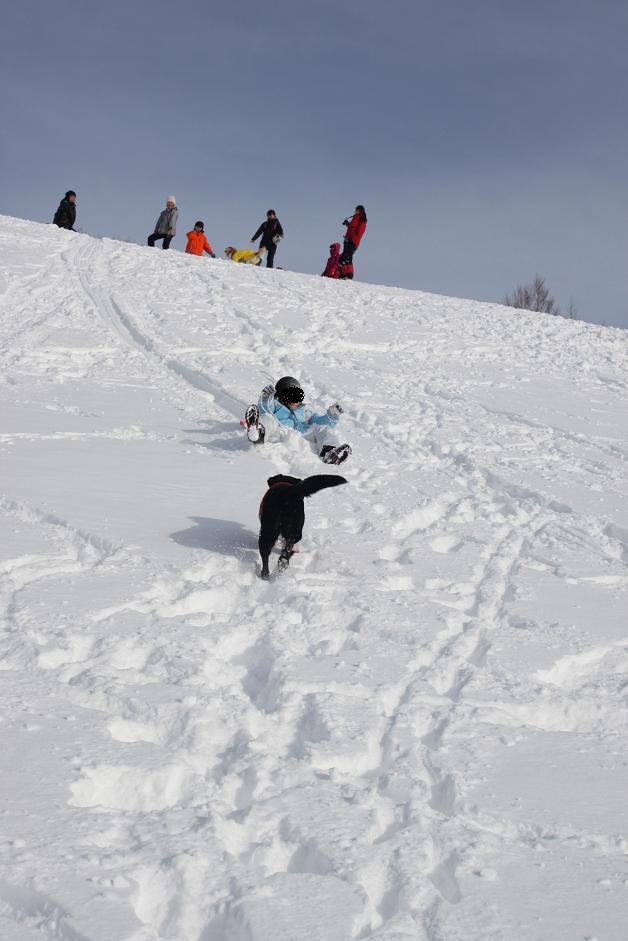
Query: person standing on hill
339 205 367 280
148 196 178 249
251 209 284 268
53 190 77 230
185 221 215 257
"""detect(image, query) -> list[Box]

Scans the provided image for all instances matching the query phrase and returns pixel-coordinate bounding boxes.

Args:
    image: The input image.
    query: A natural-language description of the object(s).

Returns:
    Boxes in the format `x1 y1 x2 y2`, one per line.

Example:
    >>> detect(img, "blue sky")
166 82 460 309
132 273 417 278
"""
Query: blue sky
1 0 626 326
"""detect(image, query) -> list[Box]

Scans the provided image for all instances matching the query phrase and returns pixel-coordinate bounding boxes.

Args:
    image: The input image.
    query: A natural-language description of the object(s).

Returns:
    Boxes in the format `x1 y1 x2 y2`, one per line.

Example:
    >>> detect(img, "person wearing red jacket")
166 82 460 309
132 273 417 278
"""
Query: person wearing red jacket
321 242 341 278
339 205 367 280
185 221 215 257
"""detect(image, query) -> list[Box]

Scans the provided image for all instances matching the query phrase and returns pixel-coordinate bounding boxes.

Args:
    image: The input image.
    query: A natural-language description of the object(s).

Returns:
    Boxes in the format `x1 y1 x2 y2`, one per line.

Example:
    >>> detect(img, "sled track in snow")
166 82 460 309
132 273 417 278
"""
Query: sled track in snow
72 239 247 420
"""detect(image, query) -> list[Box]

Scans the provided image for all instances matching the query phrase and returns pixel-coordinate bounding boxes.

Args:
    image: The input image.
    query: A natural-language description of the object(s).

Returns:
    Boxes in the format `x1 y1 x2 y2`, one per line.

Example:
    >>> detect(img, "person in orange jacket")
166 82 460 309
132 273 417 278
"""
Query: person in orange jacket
185 221 215 257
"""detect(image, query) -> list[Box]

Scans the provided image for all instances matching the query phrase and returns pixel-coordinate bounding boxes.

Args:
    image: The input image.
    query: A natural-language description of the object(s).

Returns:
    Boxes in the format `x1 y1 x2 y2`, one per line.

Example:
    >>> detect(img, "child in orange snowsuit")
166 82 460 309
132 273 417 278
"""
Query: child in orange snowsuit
185 221 215 257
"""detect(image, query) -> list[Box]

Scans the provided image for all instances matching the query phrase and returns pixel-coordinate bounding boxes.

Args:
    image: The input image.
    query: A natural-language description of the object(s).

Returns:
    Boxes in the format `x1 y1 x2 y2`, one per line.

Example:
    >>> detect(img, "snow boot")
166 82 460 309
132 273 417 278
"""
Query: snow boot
320 443 352 465
245 404 265 444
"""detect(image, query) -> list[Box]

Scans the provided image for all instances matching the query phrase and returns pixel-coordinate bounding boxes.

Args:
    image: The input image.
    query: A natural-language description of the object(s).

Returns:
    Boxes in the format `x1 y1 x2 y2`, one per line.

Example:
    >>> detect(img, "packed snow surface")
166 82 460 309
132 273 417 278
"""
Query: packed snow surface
1 215 627 941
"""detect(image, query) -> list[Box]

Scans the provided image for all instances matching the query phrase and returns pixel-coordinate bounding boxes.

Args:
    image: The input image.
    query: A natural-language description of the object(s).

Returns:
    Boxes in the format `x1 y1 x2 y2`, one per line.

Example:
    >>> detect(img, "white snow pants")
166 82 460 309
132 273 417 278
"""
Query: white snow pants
303 423 340 454
260 415 339 455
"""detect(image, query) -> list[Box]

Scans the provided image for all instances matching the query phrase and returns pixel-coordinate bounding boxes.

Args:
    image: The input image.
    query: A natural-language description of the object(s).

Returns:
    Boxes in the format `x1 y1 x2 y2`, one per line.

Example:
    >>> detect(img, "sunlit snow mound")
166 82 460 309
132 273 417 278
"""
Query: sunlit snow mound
1 215 627 941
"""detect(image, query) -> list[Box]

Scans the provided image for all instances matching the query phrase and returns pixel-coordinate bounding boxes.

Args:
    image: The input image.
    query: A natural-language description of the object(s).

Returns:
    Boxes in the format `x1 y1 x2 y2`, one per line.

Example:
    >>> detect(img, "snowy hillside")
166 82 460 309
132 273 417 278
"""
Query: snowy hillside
1 215 627 941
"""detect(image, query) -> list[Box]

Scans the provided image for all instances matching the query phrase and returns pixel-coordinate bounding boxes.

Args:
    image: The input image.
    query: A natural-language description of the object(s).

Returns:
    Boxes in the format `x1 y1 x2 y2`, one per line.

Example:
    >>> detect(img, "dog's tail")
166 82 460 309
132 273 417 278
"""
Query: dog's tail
295 475 348 498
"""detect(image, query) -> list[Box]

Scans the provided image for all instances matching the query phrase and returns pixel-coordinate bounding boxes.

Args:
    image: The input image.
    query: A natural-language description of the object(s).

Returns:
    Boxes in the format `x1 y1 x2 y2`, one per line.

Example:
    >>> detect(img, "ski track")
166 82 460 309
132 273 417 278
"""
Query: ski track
1 220 628 940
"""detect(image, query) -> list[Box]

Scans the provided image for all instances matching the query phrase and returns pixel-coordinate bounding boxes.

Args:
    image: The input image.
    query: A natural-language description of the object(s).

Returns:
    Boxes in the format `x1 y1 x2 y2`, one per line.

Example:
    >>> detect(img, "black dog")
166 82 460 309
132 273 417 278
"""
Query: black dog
258 474 347 580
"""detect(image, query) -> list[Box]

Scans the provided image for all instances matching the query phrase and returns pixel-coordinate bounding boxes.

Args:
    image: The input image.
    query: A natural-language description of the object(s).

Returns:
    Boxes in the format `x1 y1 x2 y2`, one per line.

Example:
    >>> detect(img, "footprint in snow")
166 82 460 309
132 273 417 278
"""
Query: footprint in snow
429 534 462 553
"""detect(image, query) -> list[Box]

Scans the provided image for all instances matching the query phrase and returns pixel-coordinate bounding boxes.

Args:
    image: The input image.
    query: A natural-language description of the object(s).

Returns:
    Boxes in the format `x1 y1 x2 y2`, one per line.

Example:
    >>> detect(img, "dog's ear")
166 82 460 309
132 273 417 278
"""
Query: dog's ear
267 474 303 488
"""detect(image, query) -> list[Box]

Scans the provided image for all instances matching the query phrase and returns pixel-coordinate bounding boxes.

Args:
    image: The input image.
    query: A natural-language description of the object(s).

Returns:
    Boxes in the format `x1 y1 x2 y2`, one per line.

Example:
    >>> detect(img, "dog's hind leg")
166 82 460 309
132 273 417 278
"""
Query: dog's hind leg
259 524 280 580
259 543 273 580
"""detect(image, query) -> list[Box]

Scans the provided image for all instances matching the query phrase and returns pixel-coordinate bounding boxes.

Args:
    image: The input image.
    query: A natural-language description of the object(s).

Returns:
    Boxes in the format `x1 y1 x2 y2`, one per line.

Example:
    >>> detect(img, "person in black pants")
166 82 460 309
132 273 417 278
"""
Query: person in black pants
148 196 178 250
251 209 284 268
53 190 77 230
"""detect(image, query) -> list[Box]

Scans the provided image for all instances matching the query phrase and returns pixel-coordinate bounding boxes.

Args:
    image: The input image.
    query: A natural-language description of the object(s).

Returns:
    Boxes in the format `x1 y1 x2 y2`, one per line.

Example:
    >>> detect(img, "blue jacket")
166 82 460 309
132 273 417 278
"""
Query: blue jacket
259 392 338 435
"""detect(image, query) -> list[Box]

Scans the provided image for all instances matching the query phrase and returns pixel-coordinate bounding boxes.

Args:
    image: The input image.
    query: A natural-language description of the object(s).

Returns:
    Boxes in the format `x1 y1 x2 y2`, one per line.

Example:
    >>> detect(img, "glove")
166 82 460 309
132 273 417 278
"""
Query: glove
210 253 216 258
342 219 350 226
327 403 343 419
260 384 275 408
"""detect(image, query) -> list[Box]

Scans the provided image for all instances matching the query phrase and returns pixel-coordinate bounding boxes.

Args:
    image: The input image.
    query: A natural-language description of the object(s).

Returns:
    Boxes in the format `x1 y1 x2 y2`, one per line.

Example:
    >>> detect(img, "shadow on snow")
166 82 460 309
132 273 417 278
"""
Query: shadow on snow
183 418 249 453
171 516 257 555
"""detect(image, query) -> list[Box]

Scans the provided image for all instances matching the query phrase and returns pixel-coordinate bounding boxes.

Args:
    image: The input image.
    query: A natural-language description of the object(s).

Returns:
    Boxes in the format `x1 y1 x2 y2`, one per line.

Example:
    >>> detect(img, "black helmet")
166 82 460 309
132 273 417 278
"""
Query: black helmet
275 376 304 404
65 190 77 198
194 220 204 230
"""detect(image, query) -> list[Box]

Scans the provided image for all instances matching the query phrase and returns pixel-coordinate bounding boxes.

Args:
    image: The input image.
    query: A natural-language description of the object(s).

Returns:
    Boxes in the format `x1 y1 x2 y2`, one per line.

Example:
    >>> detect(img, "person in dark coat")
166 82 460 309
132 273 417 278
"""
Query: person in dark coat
339 205 367 280
251 209 284 268
53 191 77 230
148 196 178 249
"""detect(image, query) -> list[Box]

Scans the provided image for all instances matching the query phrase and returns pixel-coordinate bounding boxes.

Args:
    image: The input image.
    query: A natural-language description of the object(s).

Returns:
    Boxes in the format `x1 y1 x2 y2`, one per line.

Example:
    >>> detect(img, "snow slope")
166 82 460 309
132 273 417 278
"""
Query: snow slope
1 215 627 941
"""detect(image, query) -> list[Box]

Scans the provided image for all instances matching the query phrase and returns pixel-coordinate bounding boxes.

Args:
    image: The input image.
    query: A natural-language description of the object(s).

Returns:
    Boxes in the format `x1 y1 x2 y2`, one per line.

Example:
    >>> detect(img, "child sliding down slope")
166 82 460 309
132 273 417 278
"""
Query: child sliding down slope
244 376 351 465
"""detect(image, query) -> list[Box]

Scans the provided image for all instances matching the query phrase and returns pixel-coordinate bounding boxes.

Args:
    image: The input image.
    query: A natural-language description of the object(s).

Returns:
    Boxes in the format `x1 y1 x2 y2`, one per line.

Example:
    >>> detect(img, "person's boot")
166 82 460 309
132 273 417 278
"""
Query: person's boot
320 443 352 465
245 404 265 443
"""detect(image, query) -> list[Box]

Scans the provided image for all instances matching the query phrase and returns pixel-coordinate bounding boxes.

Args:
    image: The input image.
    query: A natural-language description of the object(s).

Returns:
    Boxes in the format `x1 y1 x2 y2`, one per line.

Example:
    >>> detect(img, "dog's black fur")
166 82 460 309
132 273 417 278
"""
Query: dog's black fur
258 473 347 579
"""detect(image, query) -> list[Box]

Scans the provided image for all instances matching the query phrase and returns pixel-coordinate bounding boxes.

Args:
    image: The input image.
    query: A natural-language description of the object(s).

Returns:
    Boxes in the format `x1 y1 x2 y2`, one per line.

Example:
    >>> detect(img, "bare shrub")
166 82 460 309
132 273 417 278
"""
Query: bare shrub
504 275 560 316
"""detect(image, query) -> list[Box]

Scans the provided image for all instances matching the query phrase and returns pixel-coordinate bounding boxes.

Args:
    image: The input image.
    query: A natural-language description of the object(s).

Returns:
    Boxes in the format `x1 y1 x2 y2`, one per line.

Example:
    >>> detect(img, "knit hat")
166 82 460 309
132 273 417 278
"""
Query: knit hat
65 190 77 198
167 195 176 204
